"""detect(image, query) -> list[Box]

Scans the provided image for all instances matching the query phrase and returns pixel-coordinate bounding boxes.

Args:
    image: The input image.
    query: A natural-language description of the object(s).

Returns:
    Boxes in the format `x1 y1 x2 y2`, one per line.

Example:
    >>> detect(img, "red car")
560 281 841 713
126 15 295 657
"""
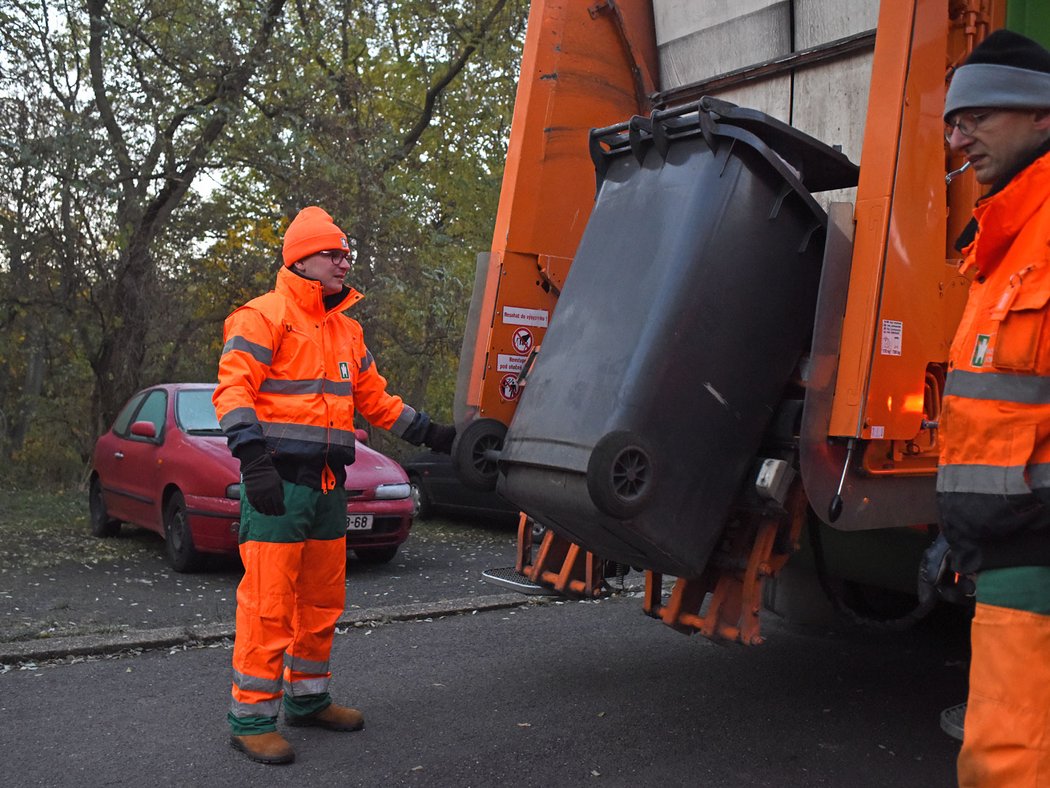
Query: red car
89 383 415 572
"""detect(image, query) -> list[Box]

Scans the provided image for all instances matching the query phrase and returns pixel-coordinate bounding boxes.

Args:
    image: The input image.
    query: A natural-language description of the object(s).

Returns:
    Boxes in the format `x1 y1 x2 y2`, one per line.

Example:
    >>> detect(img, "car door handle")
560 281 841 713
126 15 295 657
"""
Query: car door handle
114 452 124 459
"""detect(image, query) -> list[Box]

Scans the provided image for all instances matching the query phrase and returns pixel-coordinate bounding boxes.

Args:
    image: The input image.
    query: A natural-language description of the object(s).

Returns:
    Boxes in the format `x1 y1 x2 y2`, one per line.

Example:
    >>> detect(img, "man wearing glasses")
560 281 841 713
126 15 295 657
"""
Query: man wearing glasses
938 29 1050 786
214 206 456 764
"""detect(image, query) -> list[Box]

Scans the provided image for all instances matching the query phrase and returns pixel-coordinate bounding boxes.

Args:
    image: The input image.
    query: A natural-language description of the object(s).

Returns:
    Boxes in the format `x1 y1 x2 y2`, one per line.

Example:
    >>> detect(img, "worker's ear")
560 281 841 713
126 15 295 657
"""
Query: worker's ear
1034 109 1050 131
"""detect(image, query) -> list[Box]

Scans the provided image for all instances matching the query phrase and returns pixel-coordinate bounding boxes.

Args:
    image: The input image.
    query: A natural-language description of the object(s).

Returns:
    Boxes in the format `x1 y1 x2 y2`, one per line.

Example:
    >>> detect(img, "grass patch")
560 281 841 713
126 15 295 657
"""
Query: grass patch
0 489 519 573
1 487 88 534
0 487 162 571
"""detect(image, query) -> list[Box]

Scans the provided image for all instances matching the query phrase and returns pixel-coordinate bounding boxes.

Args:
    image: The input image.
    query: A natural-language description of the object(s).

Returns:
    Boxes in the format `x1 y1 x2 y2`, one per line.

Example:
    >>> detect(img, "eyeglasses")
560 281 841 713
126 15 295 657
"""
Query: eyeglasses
944 110 996 143
317 250 351 264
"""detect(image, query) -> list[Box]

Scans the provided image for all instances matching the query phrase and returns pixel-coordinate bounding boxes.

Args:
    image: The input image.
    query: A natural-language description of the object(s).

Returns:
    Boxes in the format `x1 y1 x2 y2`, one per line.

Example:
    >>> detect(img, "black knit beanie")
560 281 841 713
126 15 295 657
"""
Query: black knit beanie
944 29 1050 119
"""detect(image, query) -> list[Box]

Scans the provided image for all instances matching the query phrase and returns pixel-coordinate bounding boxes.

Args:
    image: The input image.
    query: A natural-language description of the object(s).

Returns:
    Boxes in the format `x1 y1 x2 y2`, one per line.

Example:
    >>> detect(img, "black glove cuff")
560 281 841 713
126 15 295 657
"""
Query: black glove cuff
423 422 456 454
423 422 441 445
242 453 277 476
235 441 268 466
401 411 432 446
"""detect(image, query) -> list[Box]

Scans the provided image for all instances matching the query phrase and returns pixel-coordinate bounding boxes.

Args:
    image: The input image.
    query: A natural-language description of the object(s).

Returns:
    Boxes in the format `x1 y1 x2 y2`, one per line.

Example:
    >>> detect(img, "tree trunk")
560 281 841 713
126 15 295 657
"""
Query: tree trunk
8 325 46 455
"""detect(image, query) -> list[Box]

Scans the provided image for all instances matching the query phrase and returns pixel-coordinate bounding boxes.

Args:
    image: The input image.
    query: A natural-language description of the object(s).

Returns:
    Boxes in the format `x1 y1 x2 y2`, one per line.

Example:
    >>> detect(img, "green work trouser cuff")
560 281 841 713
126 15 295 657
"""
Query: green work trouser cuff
283 691 332 718
227 712 277 736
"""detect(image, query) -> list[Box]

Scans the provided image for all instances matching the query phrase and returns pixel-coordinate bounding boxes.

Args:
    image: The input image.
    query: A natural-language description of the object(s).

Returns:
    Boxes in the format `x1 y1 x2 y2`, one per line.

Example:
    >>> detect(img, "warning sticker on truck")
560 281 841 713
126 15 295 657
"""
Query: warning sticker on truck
502 306 549 327
511 327 534 354
497 354 528 373
499 374 520 401
880 320 903 356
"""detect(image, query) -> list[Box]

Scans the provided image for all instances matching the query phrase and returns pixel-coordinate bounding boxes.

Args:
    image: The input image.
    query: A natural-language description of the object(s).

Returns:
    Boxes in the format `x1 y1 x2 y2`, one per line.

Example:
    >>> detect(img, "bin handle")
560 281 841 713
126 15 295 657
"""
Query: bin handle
698 109 718 151
628 115 652 165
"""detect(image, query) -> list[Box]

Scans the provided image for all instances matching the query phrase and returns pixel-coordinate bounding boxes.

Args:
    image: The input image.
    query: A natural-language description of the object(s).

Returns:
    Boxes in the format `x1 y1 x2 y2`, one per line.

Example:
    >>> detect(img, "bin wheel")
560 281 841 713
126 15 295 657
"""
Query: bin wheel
453 418 507 491
587 431 655 519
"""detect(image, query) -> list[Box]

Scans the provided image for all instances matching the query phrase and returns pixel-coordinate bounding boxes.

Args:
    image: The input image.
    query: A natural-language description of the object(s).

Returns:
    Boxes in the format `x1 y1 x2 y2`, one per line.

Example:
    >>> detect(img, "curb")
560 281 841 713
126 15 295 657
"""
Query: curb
0 593 543 664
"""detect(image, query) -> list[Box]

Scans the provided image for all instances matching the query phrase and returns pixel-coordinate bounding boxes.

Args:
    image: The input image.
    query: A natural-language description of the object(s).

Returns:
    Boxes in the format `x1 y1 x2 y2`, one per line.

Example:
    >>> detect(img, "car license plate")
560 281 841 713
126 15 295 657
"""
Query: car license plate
346 514 373 532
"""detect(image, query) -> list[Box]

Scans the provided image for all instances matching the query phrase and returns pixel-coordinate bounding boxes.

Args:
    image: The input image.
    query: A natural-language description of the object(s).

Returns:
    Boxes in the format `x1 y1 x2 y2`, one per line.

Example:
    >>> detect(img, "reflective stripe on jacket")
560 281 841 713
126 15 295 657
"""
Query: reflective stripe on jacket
213 266 416 487
937 152 1050 572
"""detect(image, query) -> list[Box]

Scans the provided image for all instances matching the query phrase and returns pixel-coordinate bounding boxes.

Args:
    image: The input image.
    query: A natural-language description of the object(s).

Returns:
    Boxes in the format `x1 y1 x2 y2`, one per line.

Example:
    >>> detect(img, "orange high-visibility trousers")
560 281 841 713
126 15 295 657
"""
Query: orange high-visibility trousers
228 483 347 735
958 602 1050 787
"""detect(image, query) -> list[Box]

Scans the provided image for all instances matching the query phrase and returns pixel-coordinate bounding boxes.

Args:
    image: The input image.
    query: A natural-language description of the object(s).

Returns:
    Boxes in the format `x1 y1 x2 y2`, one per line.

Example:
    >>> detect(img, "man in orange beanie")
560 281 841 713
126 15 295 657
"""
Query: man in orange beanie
213 206 456 764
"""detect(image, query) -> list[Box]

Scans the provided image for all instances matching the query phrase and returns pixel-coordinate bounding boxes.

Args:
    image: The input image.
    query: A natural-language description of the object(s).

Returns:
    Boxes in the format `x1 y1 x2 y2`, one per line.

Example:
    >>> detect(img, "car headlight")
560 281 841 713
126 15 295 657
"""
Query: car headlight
226 483 241 500
374 482 411 500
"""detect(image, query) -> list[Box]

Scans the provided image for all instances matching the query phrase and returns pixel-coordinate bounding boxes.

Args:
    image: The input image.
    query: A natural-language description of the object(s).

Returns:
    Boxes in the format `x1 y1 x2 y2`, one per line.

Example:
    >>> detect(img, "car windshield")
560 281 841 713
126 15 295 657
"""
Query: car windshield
176 388 222 434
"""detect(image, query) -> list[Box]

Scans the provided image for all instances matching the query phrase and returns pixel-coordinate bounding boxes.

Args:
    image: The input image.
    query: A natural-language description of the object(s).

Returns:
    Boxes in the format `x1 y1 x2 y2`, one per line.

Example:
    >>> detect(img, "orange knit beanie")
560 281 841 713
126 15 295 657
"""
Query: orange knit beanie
282 206 349 266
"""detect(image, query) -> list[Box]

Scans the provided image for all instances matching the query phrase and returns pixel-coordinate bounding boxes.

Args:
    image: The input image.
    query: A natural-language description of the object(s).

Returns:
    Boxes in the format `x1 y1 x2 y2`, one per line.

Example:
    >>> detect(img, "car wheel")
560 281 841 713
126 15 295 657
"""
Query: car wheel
89 477 121 537
354 546 399 564
409 474 434 520
164 491 204 573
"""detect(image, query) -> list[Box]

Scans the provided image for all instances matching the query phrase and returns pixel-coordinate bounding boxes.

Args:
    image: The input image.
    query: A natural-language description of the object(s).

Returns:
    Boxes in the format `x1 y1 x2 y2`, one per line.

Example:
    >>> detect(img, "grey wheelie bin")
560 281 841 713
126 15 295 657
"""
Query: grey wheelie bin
496 98 858 578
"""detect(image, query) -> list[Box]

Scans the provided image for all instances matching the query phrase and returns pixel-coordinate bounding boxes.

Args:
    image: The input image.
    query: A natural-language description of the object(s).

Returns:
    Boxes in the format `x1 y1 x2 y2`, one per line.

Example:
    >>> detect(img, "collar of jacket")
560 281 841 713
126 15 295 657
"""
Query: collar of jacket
274 264 364 315
960 149 1050 278
955 139 1050 253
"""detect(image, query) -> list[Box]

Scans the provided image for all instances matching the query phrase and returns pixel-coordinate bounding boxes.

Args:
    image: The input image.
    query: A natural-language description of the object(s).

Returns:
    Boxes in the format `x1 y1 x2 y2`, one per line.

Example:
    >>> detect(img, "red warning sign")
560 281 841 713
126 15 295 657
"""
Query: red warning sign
511 327 534 355
499 374 521 401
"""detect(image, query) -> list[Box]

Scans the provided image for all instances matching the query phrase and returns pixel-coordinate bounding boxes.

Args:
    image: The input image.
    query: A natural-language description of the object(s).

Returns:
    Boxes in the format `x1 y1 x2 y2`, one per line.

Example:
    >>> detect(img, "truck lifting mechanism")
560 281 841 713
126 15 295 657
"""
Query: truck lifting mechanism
455 0 1029 644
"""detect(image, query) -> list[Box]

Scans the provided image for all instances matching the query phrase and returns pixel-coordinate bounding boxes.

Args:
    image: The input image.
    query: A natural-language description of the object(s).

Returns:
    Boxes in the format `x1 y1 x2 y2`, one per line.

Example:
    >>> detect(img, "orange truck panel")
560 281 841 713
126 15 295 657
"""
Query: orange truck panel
460 0 658 426
829 0 1004 459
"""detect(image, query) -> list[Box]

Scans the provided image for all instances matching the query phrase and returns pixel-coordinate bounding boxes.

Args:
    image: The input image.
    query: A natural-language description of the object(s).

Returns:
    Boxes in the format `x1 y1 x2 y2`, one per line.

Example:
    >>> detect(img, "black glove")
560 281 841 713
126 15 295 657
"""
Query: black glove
241 454 286 516
423 422 456 454
918 533 975 606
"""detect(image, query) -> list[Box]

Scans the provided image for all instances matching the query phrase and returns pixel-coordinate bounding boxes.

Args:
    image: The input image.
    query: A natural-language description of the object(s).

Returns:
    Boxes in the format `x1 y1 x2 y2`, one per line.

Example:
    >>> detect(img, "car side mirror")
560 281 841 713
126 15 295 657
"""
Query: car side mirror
354 428 369 444
130 421 157 439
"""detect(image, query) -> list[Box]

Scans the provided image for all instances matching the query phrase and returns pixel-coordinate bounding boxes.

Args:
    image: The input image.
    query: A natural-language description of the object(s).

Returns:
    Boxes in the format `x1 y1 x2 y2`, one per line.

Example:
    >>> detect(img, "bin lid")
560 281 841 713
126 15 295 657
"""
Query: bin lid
695 97 859 193
590 97 859 196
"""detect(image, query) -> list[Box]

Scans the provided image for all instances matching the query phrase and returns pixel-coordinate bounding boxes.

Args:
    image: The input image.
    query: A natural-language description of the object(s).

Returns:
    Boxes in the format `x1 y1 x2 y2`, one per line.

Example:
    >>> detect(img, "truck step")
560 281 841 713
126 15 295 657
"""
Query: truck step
481 567 559 596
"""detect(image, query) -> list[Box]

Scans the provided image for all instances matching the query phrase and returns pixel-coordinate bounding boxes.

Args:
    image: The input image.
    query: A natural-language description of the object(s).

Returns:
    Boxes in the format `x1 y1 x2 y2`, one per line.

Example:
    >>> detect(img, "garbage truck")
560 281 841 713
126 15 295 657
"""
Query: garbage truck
451 0 1049 644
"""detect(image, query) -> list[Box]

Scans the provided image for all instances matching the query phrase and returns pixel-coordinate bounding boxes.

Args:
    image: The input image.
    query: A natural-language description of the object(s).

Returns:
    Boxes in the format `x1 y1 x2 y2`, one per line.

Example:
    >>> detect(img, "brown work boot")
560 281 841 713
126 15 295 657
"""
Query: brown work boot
286 703 365 732
229 731 295 764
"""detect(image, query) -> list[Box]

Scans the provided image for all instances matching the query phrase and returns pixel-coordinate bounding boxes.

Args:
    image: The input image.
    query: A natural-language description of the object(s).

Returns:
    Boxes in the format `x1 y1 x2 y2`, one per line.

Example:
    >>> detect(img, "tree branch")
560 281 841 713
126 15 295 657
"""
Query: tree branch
381 0 510 172
85 0 135 203
138 0 287 242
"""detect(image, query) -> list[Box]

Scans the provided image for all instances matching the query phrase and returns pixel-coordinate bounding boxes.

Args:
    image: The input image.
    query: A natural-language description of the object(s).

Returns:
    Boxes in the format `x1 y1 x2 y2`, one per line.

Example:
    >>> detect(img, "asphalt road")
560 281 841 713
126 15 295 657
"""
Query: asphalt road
0 516 970 787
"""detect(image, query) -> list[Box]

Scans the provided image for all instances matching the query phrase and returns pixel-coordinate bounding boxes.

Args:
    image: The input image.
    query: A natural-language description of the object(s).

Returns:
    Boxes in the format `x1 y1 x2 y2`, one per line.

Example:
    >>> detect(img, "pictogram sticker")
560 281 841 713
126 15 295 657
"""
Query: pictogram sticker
512 327 534 355
499 374 520 401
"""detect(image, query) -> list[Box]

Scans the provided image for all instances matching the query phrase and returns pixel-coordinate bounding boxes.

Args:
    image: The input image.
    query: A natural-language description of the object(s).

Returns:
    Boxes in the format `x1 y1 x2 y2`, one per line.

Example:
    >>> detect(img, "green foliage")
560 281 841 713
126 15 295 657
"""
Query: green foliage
0 0 527 484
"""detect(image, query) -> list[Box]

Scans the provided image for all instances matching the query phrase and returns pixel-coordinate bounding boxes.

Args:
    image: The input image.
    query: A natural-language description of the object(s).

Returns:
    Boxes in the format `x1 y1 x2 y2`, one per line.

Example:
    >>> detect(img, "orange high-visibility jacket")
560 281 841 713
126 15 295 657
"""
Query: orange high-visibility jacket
213 266 419 488
937 151 1050 573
